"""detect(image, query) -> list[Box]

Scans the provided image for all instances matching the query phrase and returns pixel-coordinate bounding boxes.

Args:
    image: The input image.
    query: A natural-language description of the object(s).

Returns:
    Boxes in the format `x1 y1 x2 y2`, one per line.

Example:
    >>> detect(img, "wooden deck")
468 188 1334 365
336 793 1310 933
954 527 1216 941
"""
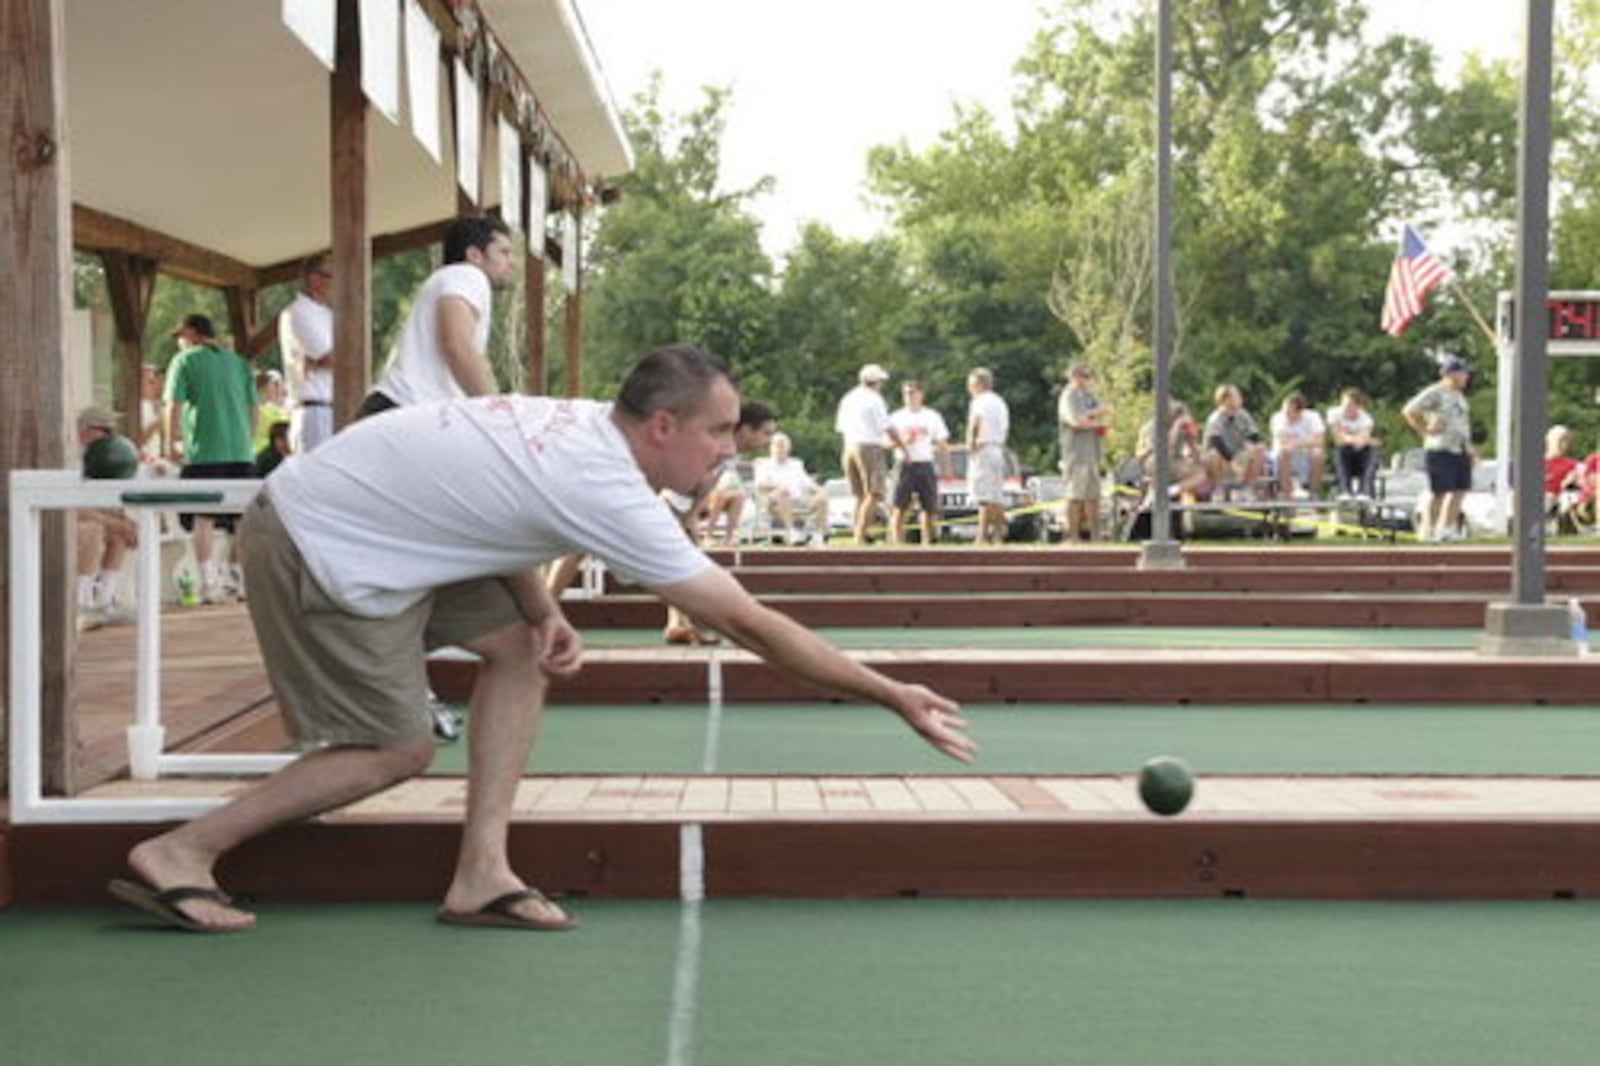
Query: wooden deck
10 547 1600 904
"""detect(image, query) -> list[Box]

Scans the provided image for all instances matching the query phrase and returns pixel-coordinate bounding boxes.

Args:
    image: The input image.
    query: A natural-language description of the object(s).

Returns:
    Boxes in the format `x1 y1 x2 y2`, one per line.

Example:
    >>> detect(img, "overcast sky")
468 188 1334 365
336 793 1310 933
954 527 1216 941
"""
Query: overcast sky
577 1 1526 260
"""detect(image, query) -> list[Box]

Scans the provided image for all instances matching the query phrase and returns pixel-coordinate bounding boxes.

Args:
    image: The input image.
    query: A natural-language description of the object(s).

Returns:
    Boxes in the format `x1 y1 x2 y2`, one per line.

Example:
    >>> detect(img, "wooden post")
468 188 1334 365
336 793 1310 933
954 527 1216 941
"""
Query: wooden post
223 285 259 361
100 250 159 436
331 0 372 428
1 0 76 793
523 156 546 395
563 204 583 397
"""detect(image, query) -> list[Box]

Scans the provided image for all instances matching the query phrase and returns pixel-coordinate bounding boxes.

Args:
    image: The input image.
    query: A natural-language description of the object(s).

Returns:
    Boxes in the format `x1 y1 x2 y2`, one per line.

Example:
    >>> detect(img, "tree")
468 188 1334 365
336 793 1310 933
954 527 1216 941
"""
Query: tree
585 79 776 395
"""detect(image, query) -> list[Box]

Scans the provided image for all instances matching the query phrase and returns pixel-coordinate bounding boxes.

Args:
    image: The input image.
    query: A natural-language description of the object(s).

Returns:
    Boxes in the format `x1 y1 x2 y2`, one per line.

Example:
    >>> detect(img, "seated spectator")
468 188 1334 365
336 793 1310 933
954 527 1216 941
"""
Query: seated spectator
1327 388 1382 499
254 370 289 454
754 432 830 545
75 405 140 627
1546 425 1588 534
1137 400 1211 501
1269 391 1326 498
700 459 748 545
255 419 292 478
1202 384 1267 496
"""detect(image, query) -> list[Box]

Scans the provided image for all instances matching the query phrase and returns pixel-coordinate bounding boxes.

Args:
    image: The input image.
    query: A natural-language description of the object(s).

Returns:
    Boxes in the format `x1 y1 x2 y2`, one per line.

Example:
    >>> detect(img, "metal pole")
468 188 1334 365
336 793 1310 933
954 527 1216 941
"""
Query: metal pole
1141 0 1182 568
1511 0 1553 604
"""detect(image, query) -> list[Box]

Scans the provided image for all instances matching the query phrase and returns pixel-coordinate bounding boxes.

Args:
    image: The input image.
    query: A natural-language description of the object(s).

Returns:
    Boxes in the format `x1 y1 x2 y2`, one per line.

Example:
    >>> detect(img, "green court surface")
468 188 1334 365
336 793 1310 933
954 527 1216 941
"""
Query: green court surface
4 898 1598 1066
579 625 1543 650
427 703 1600 777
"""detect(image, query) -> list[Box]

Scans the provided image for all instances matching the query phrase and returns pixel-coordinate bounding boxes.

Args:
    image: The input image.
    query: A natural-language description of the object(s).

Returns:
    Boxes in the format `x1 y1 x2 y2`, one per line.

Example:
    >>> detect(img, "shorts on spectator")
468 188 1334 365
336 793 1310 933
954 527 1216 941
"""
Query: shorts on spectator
177 461 256 533
894 461 940 511
844 443 888 499
1425 449 1472 494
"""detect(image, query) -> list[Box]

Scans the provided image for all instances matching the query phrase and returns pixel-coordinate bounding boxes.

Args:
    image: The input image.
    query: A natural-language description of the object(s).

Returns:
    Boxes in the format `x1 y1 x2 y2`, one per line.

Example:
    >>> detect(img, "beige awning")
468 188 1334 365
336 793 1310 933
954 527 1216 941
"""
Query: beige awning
64 0 631 269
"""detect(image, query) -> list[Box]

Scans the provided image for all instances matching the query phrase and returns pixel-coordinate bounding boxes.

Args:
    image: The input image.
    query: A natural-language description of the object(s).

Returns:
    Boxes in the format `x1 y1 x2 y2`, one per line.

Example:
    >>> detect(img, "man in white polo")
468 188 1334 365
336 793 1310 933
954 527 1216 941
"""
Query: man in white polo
834 363 904 544
965 367 1011 544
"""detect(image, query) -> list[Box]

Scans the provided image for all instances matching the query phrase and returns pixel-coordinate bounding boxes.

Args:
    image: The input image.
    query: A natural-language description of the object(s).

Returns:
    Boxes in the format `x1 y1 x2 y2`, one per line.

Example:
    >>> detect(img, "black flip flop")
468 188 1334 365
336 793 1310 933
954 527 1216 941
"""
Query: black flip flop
107 877 252 933
436 888 580 932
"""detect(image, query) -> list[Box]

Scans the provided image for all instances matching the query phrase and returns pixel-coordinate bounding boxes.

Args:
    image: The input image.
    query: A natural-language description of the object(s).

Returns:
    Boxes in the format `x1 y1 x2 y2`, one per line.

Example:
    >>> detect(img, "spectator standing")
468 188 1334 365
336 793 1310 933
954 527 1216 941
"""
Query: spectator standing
164 313 256 603
359 216 517 415
755 431 832 546
1327 388 1382 499
835 363 903 544
965 367 1011 544
279 255 337 452
888 380 952 546
1402 355 1474 541
1057 364 1111 541
1202 384 1267 497
1269 391 1327 498
137 363 169 464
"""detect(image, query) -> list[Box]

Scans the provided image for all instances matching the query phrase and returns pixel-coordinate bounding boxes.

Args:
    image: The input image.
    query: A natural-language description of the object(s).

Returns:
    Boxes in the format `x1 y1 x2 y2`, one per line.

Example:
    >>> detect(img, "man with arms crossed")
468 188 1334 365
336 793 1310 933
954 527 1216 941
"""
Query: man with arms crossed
111 346 976 934
279 255 337 452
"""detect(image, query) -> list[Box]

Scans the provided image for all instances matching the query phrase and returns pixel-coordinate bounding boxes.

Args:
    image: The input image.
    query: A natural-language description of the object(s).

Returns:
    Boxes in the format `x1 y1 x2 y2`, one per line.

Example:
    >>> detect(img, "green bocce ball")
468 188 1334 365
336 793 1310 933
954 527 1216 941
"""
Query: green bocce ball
1138 756 1195 817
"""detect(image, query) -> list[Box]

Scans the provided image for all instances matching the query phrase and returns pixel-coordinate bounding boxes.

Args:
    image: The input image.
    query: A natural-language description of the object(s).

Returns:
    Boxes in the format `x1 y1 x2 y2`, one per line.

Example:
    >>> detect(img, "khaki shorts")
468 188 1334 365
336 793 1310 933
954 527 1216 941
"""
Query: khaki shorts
241 494 523 747
969 444 1007 505
843 443 888 498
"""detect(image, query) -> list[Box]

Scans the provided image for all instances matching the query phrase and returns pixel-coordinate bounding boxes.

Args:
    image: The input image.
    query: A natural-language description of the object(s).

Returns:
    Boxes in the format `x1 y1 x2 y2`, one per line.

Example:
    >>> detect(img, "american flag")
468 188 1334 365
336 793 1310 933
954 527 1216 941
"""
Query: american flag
1381 223 1452 335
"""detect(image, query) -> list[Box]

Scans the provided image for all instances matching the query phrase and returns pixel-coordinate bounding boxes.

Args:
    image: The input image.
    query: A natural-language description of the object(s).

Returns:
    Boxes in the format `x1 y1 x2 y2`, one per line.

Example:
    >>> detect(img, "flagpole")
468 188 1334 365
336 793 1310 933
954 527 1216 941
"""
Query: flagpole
1448 277 1500 348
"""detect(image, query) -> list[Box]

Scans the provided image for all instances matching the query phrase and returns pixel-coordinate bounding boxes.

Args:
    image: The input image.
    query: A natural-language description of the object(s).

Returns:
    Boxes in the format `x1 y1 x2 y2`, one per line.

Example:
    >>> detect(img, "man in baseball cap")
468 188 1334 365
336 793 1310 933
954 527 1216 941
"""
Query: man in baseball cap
836 364 903 542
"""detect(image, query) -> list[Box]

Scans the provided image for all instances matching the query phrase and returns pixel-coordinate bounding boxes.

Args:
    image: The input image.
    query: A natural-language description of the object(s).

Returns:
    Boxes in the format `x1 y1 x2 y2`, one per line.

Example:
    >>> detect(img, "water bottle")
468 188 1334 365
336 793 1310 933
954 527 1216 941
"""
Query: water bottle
174 564 200 608
1570 599 1589 650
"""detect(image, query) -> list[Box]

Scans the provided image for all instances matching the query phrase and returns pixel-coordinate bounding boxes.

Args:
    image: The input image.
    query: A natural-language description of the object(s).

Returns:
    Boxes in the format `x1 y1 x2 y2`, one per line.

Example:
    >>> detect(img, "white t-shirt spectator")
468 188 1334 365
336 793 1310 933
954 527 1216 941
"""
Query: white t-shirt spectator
374 263 492 405
890 406 951 463
1270 409 1326 452
968 391 1010 446
268 396 710 618
754 456 819 502
835 385 893 446
1326 405 1374 444
280 293 334 404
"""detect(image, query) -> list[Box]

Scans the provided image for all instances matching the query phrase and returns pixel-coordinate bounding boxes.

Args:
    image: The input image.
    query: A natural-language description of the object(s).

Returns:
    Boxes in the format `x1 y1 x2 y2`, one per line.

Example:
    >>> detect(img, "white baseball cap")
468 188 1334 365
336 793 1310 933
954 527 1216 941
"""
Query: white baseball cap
859 363 890 383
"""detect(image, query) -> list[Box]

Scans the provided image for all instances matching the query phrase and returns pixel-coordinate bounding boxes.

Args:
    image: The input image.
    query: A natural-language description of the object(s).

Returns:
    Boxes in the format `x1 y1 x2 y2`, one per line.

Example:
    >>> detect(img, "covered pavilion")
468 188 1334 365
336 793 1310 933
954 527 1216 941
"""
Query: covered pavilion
1 0 634 795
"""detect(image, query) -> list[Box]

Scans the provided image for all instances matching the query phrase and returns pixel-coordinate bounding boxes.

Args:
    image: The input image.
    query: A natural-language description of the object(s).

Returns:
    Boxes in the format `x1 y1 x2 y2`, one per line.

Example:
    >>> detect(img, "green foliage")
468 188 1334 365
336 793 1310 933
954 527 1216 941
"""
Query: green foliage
580 0 1600 478
585 79 776 399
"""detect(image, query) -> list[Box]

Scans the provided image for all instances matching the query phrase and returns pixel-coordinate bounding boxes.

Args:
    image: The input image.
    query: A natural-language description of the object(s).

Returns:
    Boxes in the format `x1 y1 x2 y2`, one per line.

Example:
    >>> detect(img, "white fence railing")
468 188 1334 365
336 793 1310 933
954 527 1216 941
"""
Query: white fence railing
8 470 287 824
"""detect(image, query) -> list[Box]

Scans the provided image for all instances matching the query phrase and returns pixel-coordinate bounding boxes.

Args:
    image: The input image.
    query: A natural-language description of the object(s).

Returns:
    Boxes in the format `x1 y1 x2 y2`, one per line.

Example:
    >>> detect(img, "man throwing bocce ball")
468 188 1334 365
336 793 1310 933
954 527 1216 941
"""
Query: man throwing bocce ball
111 345 976 934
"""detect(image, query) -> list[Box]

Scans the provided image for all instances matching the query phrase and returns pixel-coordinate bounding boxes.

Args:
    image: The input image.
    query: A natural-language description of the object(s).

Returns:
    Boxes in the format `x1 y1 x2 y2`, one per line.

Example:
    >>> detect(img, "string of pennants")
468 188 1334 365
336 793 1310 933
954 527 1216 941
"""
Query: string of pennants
284 0 595 245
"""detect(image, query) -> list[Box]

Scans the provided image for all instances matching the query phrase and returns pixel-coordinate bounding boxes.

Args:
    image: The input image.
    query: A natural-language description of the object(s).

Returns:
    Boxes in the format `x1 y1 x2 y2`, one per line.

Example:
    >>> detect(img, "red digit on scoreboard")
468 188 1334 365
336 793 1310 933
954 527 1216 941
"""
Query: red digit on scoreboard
1551 298 1600 340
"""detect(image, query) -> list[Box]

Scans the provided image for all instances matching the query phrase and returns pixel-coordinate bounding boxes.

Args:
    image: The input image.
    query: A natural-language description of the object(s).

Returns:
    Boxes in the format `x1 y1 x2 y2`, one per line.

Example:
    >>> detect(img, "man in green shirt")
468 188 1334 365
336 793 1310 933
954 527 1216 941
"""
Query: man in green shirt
164 313 257 602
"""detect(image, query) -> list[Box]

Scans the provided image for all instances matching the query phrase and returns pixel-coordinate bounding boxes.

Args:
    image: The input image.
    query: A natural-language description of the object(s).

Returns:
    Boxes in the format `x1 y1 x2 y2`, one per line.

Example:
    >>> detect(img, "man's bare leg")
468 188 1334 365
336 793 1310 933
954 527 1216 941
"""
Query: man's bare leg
126 738 435 929
441 621 571 926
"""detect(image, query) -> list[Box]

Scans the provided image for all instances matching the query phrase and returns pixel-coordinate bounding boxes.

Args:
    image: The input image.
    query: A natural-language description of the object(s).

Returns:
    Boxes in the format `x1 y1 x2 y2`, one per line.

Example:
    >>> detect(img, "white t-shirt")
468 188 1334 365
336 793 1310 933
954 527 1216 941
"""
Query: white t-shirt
279 293 334 404
1269 409 1327 452
374 263 492 405
753 456 817 501
835 384 893 446
1326 405 1374 444
267 396 711 617
967 390 1009 446
890 406 950 463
